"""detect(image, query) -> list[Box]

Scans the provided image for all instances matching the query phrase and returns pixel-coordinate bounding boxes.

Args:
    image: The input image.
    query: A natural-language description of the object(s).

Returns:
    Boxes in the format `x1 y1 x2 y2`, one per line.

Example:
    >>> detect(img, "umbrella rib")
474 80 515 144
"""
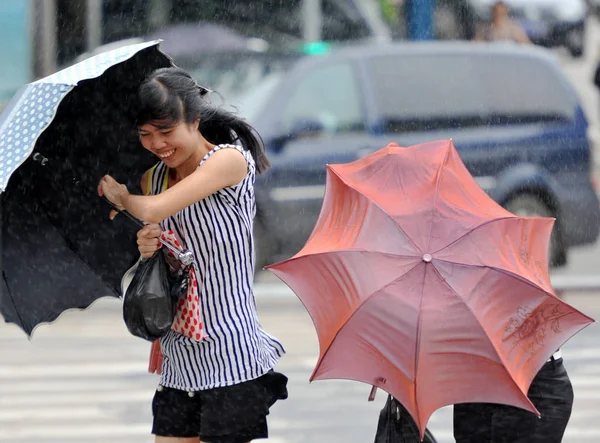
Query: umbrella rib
426 142 452 253
433 258 551 296
428 263 534 401
312 260 423 380
0 269 29 335
431 260 585 354
431 215 518 256
413 262 428 423
268 248 420 267
328 168 422 254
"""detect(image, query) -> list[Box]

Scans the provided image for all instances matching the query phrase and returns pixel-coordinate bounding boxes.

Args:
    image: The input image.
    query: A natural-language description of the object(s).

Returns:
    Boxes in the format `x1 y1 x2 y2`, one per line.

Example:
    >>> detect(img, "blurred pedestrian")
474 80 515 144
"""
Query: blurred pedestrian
453 351 573 443
475 1 531 44
98 66 287 443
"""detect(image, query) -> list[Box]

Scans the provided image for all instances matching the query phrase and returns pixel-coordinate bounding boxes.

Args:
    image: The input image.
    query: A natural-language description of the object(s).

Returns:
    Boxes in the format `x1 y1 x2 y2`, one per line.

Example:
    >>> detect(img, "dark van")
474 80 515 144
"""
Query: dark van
185 42 600 268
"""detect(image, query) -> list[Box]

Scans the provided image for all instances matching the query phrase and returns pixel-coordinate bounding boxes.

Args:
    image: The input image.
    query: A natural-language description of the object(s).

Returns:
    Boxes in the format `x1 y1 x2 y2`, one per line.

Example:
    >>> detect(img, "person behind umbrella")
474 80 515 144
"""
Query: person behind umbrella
98 67 287 443
453 349 573 442
474 1 531 44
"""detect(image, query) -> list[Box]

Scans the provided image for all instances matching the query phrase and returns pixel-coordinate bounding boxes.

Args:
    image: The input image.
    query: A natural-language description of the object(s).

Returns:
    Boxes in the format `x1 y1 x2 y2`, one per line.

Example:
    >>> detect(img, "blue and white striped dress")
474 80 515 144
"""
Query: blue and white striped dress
148 144 285 391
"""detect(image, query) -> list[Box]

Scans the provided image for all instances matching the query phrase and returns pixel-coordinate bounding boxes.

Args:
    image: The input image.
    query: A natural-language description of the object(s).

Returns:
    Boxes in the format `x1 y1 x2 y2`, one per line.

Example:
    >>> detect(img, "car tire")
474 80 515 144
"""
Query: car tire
253 219 274 272
504 194 567 268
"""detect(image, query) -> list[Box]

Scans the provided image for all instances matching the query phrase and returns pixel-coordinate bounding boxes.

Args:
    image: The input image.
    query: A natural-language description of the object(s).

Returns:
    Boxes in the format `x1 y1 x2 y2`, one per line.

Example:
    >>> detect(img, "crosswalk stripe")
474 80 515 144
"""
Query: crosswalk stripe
0 362 149 379
0 390 153 406
570 376 600 387
0 379 152 394
0 423 151 440
572 389 600 400
0 406 105 422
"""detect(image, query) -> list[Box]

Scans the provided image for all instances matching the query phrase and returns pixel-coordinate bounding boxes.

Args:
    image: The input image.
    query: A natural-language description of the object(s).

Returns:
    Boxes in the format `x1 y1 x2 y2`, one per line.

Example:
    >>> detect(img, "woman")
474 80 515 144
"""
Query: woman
98 67 287 443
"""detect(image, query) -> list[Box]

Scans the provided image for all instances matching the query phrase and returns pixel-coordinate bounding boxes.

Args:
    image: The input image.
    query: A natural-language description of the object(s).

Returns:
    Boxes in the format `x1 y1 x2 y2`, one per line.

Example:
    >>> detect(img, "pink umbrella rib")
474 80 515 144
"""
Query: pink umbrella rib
309 259 424 380
428 264 539 413
327 167 423 254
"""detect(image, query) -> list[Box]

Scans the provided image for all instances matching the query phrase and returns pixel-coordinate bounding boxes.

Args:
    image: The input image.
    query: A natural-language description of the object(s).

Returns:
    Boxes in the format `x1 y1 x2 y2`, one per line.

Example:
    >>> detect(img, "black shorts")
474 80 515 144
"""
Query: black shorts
152 370 288 442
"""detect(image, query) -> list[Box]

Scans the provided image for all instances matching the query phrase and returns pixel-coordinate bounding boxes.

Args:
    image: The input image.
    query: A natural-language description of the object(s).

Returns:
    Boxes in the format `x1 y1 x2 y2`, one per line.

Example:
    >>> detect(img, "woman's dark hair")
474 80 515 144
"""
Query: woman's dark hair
136 67 270 173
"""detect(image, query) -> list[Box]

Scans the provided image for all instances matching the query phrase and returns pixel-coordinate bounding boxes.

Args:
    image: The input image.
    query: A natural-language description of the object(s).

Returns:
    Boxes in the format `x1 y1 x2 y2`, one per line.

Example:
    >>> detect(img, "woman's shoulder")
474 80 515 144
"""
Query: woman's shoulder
200 144 255 169
140 163 163 195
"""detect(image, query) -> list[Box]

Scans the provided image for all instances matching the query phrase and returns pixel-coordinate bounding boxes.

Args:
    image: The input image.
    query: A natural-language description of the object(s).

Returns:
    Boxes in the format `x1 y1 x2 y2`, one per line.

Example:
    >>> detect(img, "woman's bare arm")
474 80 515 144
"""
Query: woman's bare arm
99 148 247 223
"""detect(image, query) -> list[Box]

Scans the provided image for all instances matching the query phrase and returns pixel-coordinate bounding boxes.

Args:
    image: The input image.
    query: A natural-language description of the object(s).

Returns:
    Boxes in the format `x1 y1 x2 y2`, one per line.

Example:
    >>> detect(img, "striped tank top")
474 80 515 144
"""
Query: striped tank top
147 144 285 390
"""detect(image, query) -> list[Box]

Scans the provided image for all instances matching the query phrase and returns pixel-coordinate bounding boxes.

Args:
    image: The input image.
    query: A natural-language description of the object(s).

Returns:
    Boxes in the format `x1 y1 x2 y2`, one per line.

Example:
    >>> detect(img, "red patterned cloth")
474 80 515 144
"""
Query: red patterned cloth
161 229 206 340
148 229 206 374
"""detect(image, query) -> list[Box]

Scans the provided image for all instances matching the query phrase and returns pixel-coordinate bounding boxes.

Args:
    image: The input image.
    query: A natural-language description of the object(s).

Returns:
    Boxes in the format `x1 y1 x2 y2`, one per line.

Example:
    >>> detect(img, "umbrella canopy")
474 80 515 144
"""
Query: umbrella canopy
0 41 173 336
267 140 594 437
144 23 266 58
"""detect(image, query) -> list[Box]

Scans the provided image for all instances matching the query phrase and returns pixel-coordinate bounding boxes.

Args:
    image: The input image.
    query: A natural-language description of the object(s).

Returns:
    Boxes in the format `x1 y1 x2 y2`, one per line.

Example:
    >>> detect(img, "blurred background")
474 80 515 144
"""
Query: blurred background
2 1 600 442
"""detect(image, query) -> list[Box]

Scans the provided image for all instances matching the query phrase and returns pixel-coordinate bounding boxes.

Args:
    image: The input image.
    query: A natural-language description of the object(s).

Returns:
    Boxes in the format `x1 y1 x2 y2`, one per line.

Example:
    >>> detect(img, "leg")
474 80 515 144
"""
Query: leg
453 402 493 443
152 386 202 442
454 359 574 443
512 358 574 442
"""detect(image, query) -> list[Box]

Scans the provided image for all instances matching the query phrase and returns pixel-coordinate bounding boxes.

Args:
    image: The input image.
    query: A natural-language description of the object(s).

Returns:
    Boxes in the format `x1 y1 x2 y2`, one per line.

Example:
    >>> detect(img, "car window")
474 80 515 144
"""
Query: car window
183 53 294 104
475 55 577 124
369 54 488 132
282 62 364 135
232 72 284 122
368 53 575 133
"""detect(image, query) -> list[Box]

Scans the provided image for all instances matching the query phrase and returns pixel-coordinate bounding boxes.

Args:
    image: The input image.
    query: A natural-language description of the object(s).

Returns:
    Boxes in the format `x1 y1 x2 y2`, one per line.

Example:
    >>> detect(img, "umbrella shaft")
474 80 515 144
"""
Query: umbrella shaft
100 196 194 266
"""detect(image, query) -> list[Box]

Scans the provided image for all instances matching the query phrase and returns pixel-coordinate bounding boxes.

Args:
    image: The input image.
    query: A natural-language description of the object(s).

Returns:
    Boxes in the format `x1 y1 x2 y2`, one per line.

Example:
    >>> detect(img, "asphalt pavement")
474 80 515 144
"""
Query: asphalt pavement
0 290 598 443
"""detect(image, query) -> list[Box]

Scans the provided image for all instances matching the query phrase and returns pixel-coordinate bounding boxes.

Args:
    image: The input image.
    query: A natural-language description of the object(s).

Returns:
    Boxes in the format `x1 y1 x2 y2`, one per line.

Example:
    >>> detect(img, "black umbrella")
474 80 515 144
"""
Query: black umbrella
0 41 173 336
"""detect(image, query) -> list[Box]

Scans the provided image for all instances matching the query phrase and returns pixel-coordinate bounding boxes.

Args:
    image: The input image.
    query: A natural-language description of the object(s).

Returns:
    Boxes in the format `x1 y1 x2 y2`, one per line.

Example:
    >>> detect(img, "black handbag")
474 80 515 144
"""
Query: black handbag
122 251 188 341
102 198 191 341
374 395 438 443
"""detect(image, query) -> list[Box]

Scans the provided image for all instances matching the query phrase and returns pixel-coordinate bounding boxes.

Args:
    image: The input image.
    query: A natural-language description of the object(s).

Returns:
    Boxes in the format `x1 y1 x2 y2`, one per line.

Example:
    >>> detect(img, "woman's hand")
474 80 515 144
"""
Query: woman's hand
98 175 129 219
137 224 162 258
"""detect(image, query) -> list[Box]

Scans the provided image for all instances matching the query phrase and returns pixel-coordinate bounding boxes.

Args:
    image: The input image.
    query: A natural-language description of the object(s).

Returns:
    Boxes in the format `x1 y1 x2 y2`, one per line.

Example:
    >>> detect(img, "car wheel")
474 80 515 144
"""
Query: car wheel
253 219 275 272
504 194 567 268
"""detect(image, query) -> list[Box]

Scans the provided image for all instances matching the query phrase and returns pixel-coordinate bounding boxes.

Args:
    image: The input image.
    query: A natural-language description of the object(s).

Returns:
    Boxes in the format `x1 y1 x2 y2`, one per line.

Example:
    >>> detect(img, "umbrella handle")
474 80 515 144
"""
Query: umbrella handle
368 385 378 402
100 196 195 267
368 377 387 402
100 195 146 228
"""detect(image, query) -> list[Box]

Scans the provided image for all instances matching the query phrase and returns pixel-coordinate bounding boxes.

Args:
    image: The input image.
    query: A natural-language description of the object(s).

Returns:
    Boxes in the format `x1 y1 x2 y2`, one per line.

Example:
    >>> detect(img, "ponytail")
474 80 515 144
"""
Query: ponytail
198 105 271 174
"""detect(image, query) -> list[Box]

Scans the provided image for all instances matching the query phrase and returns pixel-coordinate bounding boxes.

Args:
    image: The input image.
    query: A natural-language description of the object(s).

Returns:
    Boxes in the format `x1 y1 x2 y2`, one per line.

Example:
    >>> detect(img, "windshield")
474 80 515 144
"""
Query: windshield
179 52 295 122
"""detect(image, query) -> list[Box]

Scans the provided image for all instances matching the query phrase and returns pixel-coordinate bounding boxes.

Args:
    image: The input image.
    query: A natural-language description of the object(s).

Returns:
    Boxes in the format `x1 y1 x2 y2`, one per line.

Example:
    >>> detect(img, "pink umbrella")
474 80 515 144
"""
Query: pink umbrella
266 140 594 437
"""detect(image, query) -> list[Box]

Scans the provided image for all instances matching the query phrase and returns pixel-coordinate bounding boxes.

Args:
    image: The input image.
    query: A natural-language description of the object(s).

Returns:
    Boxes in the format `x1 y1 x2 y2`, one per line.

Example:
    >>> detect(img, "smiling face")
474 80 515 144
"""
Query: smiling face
138 119 200 167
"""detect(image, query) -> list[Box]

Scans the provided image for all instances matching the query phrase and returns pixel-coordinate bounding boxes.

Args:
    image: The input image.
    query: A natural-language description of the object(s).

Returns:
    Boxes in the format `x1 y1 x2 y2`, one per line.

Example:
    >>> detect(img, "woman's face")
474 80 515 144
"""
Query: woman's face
492 3 509 21
138 119 199 167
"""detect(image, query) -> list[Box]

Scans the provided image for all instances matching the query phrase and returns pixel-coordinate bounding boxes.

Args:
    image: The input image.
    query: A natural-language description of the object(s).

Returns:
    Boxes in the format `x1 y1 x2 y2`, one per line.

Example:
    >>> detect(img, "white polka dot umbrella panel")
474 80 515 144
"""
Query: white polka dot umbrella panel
0 40 166 192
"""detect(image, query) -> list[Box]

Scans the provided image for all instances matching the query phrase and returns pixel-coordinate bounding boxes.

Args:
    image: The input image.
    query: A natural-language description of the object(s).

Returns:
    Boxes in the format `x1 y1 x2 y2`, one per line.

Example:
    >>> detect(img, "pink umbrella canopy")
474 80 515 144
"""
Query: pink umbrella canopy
266 140 594 437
